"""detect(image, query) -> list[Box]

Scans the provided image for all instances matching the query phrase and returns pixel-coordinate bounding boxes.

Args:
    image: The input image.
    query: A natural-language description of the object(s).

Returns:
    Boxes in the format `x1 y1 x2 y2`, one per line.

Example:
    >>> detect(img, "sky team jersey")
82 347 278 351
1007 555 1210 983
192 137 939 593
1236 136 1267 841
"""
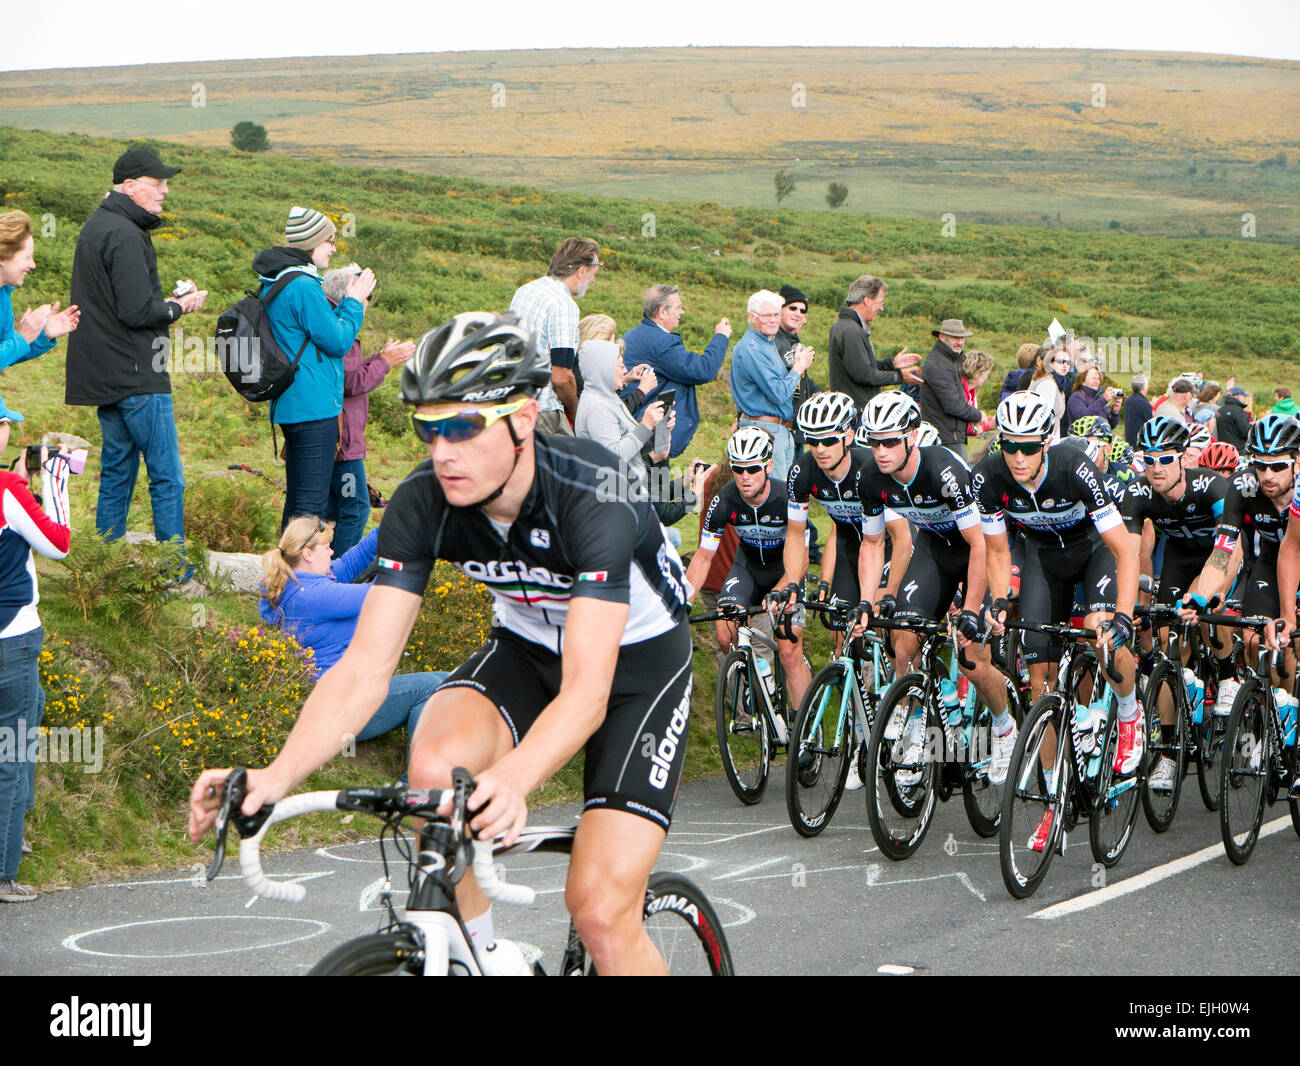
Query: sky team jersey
1214 468 1290 566
373 435 688 652
1123 466 1228 551
700 478 789 571
856 445 979 548
972 443 1125 549
787 446 877 547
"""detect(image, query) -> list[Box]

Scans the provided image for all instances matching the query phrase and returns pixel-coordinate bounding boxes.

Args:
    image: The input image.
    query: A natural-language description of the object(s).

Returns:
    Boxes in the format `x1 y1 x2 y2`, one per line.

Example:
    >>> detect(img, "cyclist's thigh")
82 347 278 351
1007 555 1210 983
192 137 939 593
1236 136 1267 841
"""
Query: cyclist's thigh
1018 540 1073 664
1156 544 1205 607
566 807 666 923
718 561 761 610
1080 537 1118 616
1240 558 1280 619
830 533 862 603
894 533 962 622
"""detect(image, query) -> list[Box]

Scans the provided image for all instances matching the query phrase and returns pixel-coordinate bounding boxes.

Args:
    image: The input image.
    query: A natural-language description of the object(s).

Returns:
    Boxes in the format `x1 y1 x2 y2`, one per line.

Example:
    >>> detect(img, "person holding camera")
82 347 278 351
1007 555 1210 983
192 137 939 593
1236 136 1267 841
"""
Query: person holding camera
253 207 374 532
1065 363 1122 431
0 445 73 903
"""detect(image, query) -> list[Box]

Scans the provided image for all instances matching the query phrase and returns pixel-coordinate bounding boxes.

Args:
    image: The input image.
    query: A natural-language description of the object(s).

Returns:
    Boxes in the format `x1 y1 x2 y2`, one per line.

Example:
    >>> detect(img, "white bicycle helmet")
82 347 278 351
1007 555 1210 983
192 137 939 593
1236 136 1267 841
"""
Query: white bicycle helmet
916 421 942 448
859 392 922 437
727 425 775 465
996 391 1055 439
1188 423 1212 450
797 391 857 437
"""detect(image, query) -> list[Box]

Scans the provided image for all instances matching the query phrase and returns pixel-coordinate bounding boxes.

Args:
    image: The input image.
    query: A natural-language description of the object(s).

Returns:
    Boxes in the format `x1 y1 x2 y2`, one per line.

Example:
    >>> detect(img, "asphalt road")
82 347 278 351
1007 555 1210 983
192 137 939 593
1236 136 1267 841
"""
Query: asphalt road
6 773 1297 976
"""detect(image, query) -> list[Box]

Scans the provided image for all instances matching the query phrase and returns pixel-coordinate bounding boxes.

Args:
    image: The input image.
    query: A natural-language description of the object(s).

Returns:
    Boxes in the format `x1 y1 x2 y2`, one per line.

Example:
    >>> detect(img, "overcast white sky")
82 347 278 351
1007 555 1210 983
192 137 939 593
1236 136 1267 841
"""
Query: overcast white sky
3 0 1298 70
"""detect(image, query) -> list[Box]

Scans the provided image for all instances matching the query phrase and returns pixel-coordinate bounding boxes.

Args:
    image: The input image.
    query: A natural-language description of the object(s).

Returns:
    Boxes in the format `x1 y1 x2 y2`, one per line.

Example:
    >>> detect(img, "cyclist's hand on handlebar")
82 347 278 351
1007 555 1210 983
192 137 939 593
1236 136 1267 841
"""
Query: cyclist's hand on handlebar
1177 591 1207 625
188 766 288 842
1098 612 1134 655
952 609 982 648
876 593 896 620
1266 616 1293 652
985 597 1009 636
441 766 529 848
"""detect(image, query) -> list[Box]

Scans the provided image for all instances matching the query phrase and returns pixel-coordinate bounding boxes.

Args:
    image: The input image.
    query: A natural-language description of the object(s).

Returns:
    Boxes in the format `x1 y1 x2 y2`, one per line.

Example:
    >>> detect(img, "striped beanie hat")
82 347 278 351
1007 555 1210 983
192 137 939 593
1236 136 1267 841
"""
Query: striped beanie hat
285 206 336 249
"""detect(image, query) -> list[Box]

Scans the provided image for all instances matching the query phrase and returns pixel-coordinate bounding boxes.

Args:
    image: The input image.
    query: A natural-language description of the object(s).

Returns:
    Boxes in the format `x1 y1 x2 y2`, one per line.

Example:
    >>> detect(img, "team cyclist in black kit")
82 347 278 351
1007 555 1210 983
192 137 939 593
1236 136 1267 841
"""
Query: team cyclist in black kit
189 313 694 976
685 425 811 709
855 392 1016 784
973 393 1142 846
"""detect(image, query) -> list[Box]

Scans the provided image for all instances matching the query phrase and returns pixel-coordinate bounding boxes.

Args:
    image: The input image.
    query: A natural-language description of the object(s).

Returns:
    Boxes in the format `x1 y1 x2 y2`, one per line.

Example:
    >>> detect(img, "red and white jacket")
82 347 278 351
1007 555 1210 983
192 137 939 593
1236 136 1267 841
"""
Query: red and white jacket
0 456 71 639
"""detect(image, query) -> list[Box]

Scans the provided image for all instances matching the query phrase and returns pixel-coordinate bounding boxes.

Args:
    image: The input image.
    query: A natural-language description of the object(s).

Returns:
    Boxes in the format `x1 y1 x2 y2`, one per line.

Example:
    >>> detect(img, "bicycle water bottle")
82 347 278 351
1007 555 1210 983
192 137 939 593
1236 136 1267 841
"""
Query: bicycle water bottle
1072 704 1094 755
1182 667 1205 724
1274 689 1298 748
754 656 778 701
939 678 961 727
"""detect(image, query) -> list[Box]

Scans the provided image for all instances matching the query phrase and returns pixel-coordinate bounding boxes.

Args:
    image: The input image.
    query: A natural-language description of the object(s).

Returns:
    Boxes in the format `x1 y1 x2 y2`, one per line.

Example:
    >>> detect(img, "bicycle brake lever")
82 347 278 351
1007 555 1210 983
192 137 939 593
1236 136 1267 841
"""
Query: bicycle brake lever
206 768 246 881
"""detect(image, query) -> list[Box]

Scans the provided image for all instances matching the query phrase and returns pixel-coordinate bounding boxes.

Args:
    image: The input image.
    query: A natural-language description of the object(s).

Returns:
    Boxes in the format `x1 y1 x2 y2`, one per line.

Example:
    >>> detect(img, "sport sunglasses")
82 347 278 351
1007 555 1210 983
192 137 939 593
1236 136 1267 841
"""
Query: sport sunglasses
866 436 907 450
1001 438 1046 455
1250 457 1294 473
1138 452 1181 468
731 464 765 475
805 434 846 447
411 398 528 444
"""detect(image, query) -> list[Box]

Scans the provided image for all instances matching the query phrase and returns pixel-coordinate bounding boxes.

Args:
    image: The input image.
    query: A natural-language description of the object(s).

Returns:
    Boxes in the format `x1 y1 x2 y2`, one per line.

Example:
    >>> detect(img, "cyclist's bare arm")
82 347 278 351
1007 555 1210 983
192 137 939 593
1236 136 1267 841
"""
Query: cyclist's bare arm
959 520 989 615
985 530 1012 630
189 584 424 839
459 596 631 845
884 516 911 597
1272 514 1300 647
857 528 886 604
1139 520 1155 582
1188 541 1243 606
683 545 716 603
1102 524 1140 621
780 517 809 590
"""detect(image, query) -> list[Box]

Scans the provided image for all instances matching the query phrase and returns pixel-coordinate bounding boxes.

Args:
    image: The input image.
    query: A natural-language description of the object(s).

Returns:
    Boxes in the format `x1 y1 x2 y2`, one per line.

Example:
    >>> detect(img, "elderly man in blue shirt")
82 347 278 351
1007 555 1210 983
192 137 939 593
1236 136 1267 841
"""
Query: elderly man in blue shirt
730 289 816 482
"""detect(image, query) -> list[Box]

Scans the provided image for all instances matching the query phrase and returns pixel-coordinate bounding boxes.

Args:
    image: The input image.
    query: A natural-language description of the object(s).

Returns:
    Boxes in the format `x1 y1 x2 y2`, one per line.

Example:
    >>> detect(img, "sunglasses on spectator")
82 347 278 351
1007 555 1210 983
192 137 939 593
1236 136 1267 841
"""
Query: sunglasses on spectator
1251 458 1293 472
731 464 765 475
787 305 808 314
1001 438 1046 455
1139 452 1181 468
411 398 528 444
867 436 907 450
1051 358 1071 367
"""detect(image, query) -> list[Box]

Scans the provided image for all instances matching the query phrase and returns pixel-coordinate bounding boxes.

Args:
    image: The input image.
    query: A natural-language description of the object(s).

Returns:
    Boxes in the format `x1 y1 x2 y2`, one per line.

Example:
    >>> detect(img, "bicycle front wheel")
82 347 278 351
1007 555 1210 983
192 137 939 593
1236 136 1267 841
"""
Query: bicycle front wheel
716 650 770 805
1220 680 1269 865
1000 694 1069 900
785 660 853 837
867 672 938 861
640 873 735 976
1141 662 1186 833
1088 700 1142 868
308 931 423 976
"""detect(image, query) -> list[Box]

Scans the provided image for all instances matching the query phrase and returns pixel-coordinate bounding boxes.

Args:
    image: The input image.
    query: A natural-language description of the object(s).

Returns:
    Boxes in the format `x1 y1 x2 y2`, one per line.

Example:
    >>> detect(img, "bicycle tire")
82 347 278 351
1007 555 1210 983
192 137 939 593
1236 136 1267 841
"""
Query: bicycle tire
1140 662 1186 833
716 650 770 805
1219 680 1269 865
1197 712 1228 811
1088 696 1141 867
308 931 424 976
867 672 939 860
639 872 735 976
999 694 1069 900
963 671 1022 838
785 660 853 837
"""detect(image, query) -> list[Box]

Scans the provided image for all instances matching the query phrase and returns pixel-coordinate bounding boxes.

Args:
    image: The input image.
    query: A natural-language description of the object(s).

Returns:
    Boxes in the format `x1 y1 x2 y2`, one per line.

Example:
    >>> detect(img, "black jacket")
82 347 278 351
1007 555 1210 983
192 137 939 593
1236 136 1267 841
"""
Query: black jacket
66 191 182 406
919 339 980 445
1123 391 1154 445
1216 394 1251 451
827 305 902 411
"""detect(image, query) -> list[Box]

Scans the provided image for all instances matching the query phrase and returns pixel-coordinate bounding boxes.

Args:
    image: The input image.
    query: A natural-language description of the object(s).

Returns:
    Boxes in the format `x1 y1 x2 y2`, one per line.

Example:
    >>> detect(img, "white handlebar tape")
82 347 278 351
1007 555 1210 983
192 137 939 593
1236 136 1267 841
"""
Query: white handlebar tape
472 841 537 907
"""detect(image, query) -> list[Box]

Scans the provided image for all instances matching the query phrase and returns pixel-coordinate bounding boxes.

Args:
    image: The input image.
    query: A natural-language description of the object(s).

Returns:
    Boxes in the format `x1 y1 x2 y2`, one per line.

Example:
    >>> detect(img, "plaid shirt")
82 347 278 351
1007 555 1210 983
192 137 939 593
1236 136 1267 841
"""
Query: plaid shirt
509 276 579 412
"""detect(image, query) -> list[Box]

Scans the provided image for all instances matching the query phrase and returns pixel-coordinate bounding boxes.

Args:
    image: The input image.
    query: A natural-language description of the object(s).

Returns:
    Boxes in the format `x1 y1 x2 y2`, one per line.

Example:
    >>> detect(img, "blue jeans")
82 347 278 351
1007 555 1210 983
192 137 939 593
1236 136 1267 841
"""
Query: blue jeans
280 417 339 532
355 671 448 760
0 627 43 880
325 458 370 558
96 394 186 545
739 419 795 485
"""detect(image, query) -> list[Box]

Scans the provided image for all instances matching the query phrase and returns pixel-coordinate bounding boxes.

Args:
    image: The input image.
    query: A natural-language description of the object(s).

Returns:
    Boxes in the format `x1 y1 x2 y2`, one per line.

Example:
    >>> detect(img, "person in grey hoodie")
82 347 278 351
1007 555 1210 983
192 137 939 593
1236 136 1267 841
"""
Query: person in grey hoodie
574 338 668 492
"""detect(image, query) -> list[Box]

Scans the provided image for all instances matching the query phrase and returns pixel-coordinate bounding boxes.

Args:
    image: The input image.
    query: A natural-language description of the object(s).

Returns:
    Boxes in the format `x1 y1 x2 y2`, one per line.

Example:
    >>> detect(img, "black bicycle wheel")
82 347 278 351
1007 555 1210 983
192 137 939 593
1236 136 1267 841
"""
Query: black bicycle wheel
867 672 939 860
1000 694 1070 900
308 931 424 975
1220 680 1269 866
1197 711 1228 811
785 660 853 837
715 650 770 805
1141 662 1186 833
1088 697 1142 867
640 873 735 976
963 671 1022 838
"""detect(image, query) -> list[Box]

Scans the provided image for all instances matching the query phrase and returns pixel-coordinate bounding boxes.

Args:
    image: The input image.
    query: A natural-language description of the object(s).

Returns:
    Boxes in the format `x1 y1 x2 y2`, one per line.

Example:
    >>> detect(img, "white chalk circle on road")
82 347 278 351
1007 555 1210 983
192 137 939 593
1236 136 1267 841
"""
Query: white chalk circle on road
62 915 331 960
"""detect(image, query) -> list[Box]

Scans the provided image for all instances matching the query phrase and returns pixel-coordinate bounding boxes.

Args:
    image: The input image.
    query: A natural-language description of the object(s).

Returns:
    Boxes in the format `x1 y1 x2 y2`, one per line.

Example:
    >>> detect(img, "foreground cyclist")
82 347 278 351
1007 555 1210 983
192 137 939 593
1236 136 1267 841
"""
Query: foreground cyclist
974 393 1142 843
190 313 693 976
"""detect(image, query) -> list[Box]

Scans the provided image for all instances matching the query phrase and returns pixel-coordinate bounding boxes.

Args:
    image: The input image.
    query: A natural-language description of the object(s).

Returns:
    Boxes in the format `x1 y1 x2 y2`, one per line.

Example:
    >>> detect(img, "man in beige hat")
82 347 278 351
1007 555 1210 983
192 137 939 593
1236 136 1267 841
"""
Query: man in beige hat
919 318 983 462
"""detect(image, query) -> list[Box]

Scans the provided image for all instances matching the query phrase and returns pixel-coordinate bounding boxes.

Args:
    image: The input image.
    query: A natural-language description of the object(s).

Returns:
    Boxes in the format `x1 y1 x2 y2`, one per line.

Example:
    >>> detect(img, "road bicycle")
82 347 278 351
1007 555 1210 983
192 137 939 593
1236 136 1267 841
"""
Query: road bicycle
693 602 806 805
998 621 1141 899
1208 614 1300 864
864 615 1024 860
205 767 734 975
785 601 894 837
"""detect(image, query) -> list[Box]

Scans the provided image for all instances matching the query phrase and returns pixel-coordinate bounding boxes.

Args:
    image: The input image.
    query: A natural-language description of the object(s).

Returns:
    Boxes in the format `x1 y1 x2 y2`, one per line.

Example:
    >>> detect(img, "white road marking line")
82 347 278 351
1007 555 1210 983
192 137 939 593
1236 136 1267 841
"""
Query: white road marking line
87 870 332 890
1029 817 1292 920
733 863 988 901
878 964 915 975
62 915 331 959
715 857 788 880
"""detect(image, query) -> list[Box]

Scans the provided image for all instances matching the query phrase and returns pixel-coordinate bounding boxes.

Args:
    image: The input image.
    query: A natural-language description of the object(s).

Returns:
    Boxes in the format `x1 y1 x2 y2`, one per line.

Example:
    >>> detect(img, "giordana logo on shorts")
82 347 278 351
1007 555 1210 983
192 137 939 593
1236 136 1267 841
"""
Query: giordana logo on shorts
649 687 692 789
50 998 151 1046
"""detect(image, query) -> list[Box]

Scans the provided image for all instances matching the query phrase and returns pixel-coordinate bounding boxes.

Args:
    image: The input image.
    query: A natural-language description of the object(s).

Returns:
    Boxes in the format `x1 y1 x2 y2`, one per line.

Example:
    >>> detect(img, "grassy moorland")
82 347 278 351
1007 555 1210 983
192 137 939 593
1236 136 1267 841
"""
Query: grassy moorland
0 124 1297 884
1 47 1297 240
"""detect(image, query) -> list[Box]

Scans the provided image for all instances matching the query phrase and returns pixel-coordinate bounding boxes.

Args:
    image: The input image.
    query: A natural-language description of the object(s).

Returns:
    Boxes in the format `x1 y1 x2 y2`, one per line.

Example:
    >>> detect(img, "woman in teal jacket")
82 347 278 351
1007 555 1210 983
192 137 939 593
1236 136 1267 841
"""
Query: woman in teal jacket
252 207 374 531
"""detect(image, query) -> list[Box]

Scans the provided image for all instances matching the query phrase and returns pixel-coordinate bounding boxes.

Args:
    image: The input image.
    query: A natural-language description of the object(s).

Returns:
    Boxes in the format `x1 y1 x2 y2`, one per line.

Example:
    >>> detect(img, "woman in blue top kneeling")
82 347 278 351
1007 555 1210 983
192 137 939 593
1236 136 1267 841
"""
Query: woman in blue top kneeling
259 515 445 758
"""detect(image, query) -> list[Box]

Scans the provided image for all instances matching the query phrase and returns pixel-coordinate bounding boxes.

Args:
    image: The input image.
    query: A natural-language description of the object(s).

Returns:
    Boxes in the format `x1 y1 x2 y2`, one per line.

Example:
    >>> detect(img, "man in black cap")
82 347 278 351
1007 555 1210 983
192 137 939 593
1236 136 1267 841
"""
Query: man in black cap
774 284 824 562
66 149 208 580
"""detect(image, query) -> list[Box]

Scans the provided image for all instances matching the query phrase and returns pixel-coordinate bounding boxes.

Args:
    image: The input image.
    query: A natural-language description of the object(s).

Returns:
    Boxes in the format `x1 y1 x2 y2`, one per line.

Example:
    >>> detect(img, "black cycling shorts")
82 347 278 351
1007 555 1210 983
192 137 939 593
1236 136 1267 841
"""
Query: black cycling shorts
436 621 694 832
1019 535 1116 664
894 531 974 622
1240 556 1279 619
1157 541 1211 608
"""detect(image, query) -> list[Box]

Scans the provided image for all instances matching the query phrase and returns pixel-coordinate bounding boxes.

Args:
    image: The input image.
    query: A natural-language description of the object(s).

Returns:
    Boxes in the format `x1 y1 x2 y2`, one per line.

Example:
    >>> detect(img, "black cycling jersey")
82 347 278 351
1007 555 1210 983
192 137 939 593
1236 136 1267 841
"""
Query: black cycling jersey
856 445 980 551
374 434 689 653
972 442 1126 550
700 477 789 572
1214 468 1291 568
1123 466 1227 552
787 445 878 547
